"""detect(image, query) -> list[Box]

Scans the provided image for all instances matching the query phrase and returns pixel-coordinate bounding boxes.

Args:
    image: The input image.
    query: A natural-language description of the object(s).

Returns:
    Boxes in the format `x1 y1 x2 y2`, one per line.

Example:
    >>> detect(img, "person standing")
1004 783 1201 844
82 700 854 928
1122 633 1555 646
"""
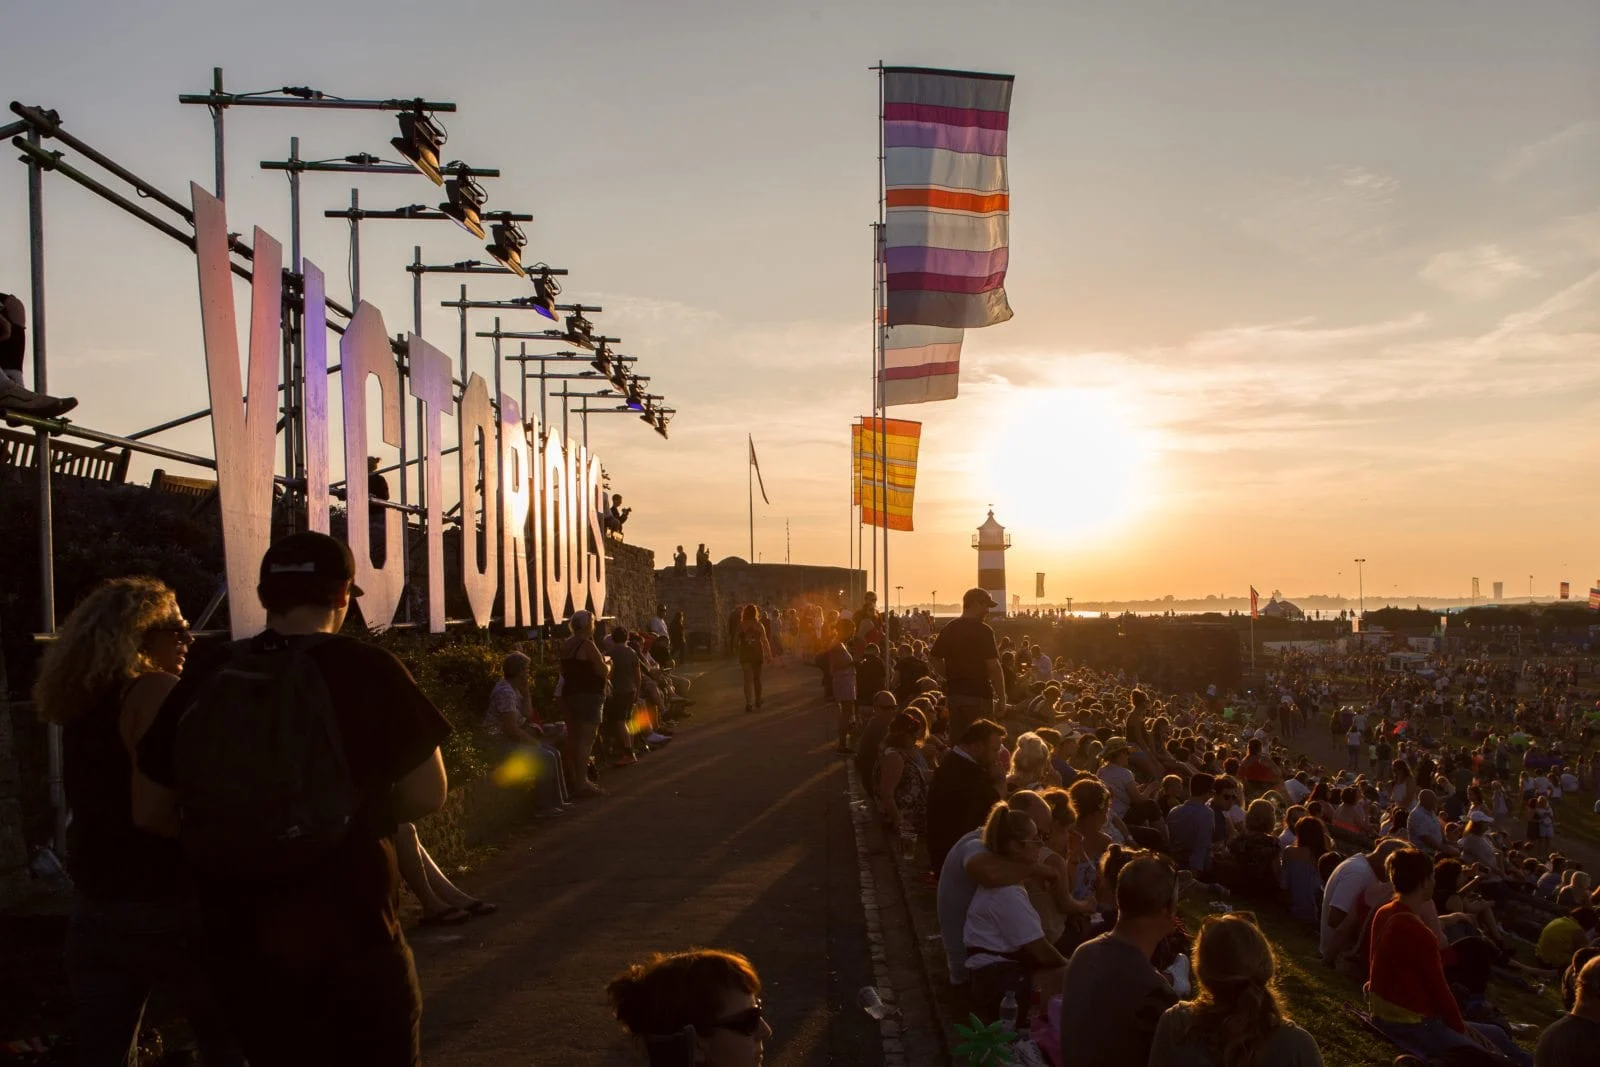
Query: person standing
929 589 1007 740
828 618 859 752
133 531 452 1066
34 577 242 1066
560 610 610 797
605 627 644 766
924 720 1007 876
669 610 688 665
735 605 770 714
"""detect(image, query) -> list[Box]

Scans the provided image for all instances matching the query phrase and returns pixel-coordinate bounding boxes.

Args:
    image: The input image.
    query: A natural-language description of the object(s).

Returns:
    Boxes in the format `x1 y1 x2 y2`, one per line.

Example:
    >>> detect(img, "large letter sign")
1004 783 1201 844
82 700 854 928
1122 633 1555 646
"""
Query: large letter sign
340 302 405 629
407 335 454 633
193 190 618 636
458 372 500 628
500 398 534 628
192 186 281 639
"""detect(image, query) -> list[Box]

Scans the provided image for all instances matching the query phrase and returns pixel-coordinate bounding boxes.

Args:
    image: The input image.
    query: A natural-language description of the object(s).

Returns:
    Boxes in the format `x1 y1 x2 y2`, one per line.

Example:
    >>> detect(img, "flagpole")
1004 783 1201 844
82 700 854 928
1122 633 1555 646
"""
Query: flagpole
871 61 885 603
877 64 892 612
748 435 754 562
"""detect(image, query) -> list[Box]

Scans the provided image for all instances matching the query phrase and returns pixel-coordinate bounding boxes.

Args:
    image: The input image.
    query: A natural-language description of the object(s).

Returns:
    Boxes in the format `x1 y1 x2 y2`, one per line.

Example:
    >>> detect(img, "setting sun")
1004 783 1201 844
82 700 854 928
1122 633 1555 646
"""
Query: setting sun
975 387 1159 546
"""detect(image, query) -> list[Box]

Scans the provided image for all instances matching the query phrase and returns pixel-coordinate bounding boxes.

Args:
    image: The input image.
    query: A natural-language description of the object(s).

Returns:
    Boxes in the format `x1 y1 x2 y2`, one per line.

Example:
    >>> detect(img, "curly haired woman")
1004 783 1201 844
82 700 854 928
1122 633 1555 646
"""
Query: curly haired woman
34 577 243 1065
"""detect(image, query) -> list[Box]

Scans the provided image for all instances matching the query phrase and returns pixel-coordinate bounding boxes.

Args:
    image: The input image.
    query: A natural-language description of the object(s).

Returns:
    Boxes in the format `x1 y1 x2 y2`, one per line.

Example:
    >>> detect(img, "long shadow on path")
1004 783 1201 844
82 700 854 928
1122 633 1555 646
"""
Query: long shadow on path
413 663 883 1067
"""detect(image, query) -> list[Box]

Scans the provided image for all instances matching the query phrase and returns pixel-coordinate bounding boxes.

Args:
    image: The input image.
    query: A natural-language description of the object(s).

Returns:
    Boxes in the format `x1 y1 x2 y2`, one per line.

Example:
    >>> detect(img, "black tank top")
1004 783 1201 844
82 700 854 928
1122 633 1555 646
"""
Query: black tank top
560 641 607 695
63 682 183 902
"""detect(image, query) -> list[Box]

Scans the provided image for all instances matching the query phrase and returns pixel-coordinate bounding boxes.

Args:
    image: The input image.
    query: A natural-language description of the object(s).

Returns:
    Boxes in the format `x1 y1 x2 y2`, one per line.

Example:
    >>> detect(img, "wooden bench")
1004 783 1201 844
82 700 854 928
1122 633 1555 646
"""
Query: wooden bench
149 468 218 499
0 426 130 483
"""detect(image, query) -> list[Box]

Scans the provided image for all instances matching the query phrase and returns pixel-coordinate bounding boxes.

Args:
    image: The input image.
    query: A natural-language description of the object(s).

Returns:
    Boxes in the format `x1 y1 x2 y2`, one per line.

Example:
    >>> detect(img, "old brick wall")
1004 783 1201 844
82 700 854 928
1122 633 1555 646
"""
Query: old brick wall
600 541 658 630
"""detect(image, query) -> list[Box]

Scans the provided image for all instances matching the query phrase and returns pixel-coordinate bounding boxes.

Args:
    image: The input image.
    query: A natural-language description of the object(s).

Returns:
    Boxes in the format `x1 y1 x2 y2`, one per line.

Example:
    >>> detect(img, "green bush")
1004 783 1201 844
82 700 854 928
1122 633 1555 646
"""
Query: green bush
368 630 558 788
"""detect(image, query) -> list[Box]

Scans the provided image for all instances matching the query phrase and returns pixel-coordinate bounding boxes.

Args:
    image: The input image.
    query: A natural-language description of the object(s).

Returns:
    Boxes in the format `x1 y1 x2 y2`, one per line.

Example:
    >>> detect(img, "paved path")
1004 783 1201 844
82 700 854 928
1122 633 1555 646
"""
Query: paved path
411 661 887 1067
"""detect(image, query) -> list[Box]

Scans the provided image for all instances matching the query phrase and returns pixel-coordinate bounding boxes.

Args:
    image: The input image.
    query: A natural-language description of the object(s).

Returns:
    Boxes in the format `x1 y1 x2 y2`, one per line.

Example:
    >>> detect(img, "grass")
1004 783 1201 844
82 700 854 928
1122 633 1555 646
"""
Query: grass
1178 899 1564 1066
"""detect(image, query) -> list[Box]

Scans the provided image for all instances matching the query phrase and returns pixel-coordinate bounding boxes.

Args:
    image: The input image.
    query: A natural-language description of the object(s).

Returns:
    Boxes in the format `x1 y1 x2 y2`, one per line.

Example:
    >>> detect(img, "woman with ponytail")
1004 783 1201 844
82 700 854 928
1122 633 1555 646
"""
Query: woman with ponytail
1148 913 1323 1067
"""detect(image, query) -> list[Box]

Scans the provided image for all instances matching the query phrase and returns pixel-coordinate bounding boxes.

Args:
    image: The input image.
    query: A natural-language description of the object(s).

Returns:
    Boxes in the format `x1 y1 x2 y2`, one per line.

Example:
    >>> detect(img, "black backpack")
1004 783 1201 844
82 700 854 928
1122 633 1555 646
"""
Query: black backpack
172 633 360 879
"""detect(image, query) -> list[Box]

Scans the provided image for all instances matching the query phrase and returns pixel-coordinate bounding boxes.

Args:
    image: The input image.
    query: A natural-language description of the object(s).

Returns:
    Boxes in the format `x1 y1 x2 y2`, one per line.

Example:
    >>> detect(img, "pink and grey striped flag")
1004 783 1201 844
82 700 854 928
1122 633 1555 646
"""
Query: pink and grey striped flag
883 66 1014 331
882 322 963 406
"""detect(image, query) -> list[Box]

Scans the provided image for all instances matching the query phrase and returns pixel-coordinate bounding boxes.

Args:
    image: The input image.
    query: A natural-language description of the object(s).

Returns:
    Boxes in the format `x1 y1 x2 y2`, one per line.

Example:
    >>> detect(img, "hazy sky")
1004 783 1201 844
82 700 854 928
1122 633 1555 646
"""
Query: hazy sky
3 1 1597 606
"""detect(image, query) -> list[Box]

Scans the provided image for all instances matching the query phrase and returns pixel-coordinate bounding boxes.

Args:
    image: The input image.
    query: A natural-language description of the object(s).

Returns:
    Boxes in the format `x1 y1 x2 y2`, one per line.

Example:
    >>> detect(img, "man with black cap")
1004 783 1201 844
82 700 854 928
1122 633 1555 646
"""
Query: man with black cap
134 531 452 1066
930 588 1007 740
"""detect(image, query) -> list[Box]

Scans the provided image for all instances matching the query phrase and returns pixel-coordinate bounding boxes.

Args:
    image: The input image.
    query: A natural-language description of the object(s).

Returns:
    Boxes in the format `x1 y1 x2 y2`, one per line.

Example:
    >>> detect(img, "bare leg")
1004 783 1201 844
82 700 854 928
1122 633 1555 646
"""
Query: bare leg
394 823 455 915
742 664 756 709
413 833 476 907
837 701 855 750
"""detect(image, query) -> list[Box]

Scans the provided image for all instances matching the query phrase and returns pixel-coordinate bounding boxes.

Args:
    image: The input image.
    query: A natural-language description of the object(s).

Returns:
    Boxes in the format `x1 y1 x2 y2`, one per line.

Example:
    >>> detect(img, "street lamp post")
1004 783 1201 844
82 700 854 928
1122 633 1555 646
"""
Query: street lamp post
1354 558 1366 619
931 590 937 615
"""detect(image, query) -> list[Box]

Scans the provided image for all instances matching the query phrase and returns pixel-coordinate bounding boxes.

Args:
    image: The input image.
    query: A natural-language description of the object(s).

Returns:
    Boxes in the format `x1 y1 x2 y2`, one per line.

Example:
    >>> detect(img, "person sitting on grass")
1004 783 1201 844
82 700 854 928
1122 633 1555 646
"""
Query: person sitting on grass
1366 847 1532 1066
1538 906 1599 972
1149 912 1324 1067
962 805 1069 1023
1539 952 1600 1067
1057 852 1182 1067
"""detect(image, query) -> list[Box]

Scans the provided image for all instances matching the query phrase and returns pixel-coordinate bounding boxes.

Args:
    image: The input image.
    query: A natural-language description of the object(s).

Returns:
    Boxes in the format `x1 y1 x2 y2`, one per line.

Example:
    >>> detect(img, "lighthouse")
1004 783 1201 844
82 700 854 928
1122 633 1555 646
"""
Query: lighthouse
972 510 1011 616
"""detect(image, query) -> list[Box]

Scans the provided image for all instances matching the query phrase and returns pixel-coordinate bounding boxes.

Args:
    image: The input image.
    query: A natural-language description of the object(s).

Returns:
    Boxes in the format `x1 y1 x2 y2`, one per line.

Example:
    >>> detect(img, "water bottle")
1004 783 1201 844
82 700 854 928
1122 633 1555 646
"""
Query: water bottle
858 986 895 1020
998 990 1019 1035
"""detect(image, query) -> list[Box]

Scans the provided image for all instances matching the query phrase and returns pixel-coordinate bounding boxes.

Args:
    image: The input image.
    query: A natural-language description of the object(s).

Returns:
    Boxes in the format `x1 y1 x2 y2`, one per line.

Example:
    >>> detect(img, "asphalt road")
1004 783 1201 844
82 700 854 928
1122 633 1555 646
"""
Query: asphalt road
410 659 886 1067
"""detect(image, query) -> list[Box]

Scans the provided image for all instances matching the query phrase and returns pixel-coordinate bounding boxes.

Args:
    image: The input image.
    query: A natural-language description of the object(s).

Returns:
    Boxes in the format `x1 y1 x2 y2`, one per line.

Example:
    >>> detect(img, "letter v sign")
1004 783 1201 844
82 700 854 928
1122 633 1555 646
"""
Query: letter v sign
192 184 281 638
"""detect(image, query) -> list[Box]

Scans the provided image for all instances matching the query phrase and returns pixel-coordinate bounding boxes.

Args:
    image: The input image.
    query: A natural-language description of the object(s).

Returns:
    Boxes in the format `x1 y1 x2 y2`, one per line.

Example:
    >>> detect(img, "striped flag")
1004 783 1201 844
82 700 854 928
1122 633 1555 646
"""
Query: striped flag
1590 584 1600 611
1560 581 1570 600
881 322 963 406
882 66 1014 331
1250 586 1260 619
852 417 921 531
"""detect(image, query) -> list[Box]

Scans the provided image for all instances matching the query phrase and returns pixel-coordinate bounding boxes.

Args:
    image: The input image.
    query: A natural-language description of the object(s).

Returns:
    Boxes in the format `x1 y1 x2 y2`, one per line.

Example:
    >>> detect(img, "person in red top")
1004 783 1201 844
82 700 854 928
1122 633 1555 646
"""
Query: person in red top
1367 848 1532 1066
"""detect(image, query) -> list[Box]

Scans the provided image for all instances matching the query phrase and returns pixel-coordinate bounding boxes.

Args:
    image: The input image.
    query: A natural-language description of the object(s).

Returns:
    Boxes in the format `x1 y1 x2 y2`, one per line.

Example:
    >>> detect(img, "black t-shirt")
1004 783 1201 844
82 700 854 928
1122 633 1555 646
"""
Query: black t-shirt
137 632 452 964
1536 1012 1600 1067
930 616 999 698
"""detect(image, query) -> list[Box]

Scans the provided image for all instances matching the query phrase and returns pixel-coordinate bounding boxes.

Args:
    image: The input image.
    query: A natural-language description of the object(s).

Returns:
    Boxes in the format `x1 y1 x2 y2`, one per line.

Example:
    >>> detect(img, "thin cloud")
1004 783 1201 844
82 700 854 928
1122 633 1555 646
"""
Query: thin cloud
1493 120 1600 185
1240 166 1398 263
1420 244 1538 299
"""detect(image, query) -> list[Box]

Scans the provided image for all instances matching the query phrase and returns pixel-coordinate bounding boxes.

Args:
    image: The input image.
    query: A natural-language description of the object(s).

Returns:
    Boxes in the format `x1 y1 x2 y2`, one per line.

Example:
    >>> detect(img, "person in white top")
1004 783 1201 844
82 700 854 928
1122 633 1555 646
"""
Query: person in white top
962 804 1067 1020
1405 790 1455 856
648 603 670 641
1033 649 1053 683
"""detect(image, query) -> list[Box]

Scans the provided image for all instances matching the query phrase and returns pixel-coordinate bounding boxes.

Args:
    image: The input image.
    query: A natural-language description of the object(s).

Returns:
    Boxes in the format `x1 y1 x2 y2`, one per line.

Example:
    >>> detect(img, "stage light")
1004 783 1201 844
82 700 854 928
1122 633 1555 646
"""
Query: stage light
609 361 630 391
485 218 527 276
655 411 671 438
529 270 560 321
625 379 645 411
440 164 487 239
565 311 595 350
590 340 614 378
391 107 446 185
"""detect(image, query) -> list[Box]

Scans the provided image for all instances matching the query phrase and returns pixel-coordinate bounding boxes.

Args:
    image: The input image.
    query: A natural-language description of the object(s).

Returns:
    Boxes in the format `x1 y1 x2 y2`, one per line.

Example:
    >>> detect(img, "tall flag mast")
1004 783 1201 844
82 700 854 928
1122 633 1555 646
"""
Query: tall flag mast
866 63 1015 610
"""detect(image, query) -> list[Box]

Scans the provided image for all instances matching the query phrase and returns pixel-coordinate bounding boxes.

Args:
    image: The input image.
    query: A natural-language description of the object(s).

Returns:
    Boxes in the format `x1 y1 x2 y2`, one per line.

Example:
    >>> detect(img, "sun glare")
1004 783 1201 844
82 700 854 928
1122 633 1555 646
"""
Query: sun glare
976 388 1157 545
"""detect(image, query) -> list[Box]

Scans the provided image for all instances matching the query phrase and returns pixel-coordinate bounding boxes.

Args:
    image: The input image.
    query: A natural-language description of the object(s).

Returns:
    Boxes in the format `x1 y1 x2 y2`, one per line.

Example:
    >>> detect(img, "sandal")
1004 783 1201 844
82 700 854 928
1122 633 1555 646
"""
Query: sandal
419 906 471 927
462 899 498 917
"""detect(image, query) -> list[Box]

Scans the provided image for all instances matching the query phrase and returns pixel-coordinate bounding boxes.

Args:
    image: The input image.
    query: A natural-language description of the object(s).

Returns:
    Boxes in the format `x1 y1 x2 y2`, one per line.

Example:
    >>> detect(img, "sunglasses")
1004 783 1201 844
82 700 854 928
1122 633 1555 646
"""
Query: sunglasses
148 623 193 640
705 1002 765 1037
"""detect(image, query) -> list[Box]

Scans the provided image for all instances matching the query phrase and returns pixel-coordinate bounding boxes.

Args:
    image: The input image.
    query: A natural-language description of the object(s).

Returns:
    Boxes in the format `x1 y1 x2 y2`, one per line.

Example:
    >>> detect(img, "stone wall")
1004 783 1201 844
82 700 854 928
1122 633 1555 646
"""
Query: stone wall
654 560 866 656
602 541 657 630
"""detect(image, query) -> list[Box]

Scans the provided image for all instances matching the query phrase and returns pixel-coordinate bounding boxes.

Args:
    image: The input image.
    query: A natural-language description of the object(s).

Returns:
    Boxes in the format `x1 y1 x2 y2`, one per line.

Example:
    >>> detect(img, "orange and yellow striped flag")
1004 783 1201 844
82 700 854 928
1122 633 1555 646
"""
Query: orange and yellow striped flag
852 417 921 531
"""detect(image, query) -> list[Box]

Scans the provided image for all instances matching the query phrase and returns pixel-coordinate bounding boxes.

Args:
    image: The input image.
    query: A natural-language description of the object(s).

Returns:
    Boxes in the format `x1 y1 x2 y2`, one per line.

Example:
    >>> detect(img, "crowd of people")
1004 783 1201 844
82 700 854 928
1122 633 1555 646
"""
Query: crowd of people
805 586 1599 1066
